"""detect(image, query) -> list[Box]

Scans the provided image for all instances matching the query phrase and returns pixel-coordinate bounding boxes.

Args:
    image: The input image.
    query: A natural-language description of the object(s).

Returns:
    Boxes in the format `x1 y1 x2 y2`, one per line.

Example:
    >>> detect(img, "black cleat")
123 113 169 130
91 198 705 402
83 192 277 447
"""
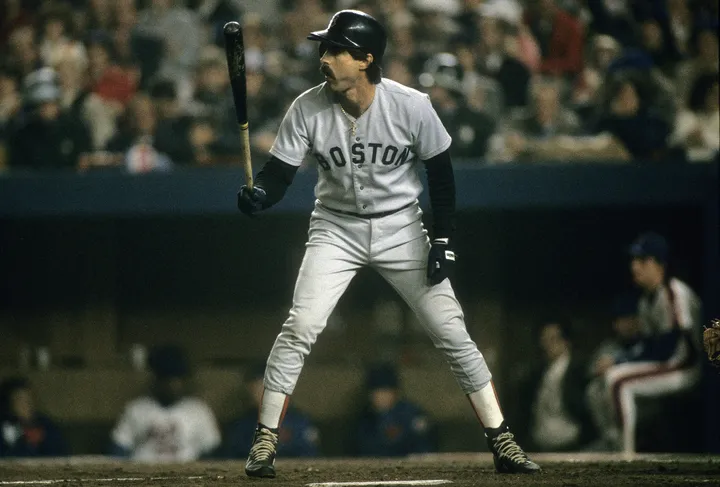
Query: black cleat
245 425 279 478
486 424 541 474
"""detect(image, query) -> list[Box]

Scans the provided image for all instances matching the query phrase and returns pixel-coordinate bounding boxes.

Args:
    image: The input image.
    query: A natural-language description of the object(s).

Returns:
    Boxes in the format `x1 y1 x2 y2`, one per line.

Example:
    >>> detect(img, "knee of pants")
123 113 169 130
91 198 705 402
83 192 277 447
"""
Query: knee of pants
276 308 326 351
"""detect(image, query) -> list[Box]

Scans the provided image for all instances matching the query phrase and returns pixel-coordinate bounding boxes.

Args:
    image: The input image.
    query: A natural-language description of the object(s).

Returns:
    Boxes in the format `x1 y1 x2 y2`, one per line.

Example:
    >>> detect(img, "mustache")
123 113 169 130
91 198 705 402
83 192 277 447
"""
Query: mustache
320 65 334 78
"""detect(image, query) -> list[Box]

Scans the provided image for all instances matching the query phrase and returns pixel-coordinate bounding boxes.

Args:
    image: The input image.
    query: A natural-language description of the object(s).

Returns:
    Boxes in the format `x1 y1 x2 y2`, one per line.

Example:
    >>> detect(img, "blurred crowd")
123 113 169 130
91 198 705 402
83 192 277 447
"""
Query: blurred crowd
0 0 718 173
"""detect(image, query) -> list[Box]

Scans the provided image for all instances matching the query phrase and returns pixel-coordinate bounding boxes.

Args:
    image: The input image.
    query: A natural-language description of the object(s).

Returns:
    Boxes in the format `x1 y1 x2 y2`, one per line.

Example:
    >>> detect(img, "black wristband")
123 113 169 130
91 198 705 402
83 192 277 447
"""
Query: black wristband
254 156 299 208
423 149 456 240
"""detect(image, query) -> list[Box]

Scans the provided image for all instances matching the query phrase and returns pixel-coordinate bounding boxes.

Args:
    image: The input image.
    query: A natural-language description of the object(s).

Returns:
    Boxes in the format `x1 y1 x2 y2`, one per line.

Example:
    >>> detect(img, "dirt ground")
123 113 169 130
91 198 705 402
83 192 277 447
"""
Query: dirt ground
0 453 718 487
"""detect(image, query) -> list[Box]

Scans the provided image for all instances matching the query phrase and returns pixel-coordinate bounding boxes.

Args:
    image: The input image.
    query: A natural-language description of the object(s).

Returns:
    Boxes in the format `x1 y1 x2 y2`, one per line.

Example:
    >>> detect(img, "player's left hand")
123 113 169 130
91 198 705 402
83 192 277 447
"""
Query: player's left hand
427 238 455 285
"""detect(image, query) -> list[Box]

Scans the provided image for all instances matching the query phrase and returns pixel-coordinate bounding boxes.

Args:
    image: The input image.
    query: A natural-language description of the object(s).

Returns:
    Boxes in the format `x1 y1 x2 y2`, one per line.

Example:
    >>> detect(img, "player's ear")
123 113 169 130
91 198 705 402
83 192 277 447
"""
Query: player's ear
360 53 374 71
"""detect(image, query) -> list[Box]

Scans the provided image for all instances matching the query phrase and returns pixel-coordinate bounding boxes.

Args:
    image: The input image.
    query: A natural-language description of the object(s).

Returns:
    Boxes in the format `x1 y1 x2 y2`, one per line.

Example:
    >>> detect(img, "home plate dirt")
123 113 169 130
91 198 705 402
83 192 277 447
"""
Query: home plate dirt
0 453 718 486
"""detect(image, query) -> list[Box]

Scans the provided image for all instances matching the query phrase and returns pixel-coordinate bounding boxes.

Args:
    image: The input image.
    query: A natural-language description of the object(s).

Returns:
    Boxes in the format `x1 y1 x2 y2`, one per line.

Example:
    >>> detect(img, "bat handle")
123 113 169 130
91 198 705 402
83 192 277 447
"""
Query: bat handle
239 124 253 190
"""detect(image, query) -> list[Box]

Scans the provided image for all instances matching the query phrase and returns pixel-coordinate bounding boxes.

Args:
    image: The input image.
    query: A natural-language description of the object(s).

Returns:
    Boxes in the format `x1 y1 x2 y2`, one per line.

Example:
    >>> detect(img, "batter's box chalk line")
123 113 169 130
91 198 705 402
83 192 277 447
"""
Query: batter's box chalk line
0 476 218 485
307 481 453 487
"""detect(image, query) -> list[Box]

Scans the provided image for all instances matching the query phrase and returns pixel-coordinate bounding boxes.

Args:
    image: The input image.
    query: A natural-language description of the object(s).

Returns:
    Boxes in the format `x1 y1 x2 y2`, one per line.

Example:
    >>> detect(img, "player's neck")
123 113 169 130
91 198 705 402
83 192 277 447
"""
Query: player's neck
338 80 376 118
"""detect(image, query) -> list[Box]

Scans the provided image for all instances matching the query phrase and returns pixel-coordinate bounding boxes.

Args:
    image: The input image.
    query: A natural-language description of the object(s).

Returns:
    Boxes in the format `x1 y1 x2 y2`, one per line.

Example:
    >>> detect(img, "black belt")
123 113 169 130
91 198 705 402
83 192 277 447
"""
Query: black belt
320 201 414 219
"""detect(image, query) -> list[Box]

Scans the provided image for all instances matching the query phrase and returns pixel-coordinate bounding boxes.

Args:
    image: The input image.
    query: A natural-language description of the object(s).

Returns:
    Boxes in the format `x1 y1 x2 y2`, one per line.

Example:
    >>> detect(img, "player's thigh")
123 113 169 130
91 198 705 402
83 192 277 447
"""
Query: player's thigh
604 362 662 388
375 255 465 335
292 238 362 308
623 367 700 398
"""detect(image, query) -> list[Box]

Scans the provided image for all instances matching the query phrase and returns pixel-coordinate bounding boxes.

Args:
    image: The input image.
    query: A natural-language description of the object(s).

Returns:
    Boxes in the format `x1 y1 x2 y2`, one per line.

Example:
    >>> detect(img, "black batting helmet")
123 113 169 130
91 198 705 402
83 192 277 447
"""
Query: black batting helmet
307 10 387 65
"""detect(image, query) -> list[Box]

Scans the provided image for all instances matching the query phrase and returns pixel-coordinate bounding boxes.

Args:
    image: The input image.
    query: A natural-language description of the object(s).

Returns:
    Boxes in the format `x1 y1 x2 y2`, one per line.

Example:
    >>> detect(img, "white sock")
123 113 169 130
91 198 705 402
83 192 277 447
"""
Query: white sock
258 389 288 429
468 381 504 429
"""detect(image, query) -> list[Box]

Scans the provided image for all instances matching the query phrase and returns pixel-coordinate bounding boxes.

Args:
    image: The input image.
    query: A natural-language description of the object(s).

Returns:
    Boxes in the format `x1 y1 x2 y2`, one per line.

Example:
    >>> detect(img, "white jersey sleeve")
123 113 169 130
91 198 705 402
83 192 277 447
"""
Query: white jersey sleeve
669 278 702 331
414 94 452 160
191 400 222 455
111 400 143 450
270 97 312 166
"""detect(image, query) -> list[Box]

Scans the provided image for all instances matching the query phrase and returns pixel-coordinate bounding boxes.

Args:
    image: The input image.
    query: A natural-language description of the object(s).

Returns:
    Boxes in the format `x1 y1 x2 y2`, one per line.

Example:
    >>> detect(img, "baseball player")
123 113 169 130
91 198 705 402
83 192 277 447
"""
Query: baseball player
110 345 221 462
586 233 702 453
237 10 540 478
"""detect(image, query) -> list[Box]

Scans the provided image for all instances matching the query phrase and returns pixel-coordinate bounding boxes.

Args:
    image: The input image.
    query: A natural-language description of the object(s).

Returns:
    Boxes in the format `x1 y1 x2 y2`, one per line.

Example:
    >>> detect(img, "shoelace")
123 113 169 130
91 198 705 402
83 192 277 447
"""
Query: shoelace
492 432 529 463
249 428 278 462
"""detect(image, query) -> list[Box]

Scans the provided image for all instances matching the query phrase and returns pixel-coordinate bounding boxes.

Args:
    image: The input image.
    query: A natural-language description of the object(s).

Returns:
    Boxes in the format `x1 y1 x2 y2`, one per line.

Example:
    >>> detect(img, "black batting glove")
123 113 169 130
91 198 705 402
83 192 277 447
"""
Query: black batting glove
237 185 268 216
427 238 456 285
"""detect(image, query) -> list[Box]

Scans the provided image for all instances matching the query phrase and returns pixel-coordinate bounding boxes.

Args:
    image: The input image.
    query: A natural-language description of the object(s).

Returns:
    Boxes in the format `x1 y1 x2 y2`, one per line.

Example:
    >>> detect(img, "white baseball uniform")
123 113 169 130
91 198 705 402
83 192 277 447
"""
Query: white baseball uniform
587 277 702 453
111 396 221 462
263 78 492 396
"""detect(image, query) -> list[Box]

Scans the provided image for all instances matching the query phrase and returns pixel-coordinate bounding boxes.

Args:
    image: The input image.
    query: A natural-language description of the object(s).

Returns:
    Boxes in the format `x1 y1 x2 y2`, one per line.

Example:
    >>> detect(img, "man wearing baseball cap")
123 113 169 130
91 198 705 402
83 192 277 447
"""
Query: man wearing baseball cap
587 232 703 453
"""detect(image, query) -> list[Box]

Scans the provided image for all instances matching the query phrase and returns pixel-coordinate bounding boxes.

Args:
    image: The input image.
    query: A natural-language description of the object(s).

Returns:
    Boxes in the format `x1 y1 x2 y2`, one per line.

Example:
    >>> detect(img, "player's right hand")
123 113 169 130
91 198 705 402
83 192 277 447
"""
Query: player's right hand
237 185 268 216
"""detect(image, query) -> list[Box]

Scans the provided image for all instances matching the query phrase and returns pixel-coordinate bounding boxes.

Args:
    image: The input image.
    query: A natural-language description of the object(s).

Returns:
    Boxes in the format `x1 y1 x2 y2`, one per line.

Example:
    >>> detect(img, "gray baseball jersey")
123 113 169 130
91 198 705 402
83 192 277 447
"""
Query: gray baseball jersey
270 78 451 214
262 78 491 397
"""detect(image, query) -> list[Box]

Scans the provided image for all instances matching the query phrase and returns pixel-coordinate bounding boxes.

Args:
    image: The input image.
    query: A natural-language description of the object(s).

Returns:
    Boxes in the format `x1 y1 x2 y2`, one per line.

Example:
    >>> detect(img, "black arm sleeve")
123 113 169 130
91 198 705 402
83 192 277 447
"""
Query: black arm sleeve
423 149 456 240
254 155 299 208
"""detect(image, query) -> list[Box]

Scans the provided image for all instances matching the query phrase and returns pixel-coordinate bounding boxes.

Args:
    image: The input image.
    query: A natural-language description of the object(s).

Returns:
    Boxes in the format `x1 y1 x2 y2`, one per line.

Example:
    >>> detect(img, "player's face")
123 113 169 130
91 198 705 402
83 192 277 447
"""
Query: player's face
539 323 568 361
630 257 662 289
370 388 398 412
319 44 370 92
154 376 186 406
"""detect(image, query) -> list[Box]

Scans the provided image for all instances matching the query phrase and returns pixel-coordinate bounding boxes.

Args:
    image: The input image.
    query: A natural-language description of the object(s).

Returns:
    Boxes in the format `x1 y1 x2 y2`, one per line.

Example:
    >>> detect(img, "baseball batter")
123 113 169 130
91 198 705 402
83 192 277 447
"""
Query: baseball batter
237 10 540 478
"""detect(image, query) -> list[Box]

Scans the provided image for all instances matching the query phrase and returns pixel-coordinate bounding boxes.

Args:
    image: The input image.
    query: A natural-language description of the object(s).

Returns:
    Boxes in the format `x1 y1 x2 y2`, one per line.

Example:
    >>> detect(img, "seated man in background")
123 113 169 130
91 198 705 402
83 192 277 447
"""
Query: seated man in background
586 233 702 453
354 363 435 457
0 376 68 457
220 365 319 458
110 344 221 462
519 320 595 452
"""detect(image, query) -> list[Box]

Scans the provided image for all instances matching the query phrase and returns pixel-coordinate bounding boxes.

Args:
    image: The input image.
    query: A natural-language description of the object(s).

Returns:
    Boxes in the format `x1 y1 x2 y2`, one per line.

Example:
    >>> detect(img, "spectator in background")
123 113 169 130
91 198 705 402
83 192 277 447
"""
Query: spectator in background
149 77 203 165
511 77 582 139
594 73 673 161
637 17 682 77
52 44 118 152
103 92 172 173
675 27 719 107
221 365 319 459
478 0 541 73
84 0 116 33
6 25 41 79
354 363 435 457
665 0 694 57
572 34 622 125
476 13 530 109
86 31 138 110
425 75 495 159
8 67 92 170
0 376 68 457
524 0 584 78
0 65 22 167
0 0 35 46
584 0 638 48
134 0 205 103
670 73 719 162
110 344 221 462
518 320 595 452
586 233 703 453
385 56 416 87
38 3 86 69
491 77 593 163
420 53 496 159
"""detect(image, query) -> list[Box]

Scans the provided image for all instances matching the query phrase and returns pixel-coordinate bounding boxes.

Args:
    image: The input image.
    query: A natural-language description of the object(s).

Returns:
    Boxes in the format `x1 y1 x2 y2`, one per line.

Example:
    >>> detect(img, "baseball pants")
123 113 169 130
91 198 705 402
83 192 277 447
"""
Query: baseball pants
586 360 700 453
263 201 492 395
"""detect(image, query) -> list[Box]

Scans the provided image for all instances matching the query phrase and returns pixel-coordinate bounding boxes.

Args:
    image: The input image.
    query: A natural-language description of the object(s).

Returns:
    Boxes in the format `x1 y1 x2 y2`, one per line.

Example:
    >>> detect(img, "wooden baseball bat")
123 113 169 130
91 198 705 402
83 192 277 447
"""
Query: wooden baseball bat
223 21 253 189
